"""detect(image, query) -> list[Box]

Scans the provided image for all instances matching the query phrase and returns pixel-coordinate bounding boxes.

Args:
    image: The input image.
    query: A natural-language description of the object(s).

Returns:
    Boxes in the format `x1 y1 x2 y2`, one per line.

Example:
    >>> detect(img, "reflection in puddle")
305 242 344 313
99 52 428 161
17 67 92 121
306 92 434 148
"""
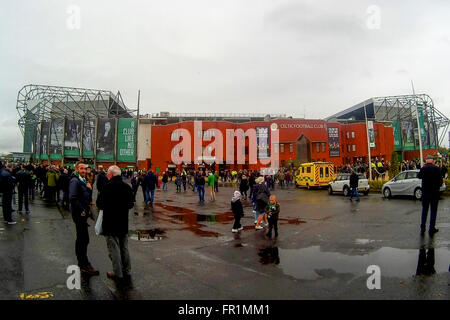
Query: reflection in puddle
129 228 165 241
154 203 236 237
277 246 450 280
258 247 280 265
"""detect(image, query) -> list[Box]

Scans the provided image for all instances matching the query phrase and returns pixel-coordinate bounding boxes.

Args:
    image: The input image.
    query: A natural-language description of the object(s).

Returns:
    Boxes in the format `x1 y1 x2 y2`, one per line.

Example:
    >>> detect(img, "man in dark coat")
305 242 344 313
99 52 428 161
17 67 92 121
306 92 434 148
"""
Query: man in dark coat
418 155 442 236
69 161 99 275
1 163 16 224
96 165 134 284
15 166 31 214
58 169 70 209
96 169 108 195
143 169 157 206
349 170 360 202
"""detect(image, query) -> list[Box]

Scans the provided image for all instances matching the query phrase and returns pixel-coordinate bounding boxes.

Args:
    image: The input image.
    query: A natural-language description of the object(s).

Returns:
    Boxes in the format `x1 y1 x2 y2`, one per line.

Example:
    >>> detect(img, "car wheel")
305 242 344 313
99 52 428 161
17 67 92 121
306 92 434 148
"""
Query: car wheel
306 183 310 190
343 186 349 197
414 187 422 200
328 186 333 195
383 187 391 199
363 190 369 196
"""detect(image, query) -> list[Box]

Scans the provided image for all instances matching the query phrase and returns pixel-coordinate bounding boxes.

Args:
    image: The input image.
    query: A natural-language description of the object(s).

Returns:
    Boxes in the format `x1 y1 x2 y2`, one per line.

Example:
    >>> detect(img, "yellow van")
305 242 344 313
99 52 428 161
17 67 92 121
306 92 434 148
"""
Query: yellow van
295 162 335 189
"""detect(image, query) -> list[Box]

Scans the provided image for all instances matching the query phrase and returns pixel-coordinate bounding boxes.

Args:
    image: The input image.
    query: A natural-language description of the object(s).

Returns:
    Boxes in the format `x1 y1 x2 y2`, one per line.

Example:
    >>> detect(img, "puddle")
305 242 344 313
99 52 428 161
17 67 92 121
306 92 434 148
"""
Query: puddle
154 203 235 237
279 218 306 225
277 246 450 280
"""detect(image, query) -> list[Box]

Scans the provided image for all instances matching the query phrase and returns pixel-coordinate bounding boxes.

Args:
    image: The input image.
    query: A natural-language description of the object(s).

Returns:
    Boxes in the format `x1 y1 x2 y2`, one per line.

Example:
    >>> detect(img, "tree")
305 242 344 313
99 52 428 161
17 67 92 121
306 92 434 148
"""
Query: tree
389 151 400 179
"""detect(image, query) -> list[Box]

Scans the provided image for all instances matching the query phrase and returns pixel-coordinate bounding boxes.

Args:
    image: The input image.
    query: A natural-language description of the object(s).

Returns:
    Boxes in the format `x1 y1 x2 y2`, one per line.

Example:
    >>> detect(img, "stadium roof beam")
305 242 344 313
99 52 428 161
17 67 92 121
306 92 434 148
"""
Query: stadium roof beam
17 84 137 135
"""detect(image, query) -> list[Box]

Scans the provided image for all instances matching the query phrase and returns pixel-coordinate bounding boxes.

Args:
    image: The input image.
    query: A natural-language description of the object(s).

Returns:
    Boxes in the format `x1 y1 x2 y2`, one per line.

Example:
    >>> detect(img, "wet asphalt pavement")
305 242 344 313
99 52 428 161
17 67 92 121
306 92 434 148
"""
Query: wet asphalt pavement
1 182 449 300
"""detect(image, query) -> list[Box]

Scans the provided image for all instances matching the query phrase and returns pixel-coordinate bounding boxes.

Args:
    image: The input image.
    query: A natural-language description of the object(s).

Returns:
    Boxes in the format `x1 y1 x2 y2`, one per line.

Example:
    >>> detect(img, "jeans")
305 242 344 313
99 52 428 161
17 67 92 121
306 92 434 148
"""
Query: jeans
162 182 168 190
197 185 205 201
74 221 90 268
18 187 29 212
350 187 360 201
145 188 155 205
105 235 131 278
182 181 186 191
421 195 439 232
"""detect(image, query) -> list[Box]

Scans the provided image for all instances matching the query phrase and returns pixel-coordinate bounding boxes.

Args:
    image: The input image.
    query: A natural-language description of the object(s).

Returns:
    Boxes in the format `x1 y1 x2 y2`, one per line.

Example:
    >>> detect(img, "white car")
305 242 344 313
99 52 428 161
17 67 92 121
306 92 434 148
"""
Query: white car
328 173 370 196
382 170 446 200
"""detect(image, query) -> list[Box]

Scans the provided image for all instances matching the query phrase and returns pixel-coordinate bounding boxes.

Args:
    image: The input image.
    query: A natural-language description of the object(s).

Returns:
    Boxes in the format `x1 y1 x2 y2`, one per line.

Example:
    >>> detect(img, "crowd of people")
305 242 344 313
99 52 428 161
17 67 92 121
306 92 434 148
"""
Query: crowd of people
1 156 447 288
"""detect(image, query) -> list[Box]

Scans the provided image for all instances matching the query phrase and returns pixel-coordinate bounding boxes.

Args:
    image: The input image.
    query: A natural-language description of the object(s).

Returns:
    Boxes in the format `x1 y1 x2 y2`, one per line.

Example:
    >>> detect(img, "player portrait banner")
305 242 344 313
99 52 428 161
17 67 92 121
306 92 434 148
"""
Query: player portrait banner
82 118 96 158
116 118 136 162
367 121 375 149
96 118 116 161
40 121 50 160
256 127 270 159
327 127 340 157
392 121 403 151
50 119 64 160
401 120 415 151
35 123 41 160
64 119 82 157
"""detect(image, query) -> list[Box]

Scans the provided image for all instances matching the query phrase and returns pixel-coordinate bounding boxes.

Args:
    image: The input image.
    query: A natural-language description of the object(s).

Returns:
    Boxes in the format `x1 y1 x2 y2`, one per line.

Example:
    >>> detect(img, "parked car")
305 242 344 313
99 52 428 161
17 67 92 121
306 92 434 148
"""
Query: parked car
328 173 370 196
382 170 446 200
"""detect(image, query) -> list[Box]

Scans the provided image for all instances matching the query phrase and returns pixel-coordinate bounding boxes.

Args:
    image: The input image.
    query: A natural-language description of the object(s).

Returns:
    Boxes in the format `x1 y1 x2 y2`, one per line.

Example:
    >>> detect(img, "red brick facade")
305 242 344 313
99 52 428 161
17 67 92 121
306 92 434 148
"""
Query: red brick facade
149 119 398 172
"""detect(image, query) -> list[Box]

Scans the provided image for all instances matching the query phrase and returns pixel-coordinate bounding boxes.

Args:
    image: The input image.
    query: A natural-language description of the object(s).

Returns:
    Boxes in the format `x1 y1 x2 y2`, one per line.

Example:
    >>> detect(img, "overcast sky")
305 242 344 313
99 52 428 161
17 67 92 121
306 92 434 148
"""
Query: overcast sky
1 0 449 153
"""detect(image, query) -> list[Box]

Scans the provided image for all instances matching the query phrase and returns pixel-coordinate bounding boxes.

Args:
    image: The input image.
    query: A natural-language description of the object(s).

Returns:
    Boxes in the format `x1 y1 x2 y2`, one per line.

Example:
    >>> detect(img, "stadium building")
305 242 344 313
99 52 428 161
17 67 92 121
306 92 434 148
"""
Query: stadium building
17 85 449 172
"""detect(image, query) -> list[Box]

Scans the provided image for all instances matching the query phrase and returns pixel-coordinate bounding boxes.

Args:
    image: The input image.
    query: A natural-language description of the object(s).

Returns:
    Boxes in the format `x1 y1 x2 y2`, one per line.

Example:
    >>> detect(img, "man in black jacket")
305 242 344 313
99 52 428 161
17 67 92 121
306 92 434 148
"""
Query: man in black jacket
58 169 70 209
15 166 31 214
143 169 157 206
96 169 108 195
69 161 99 276
96 165 134 284
349 170 360 202
418 155 442 236
1 163 16 224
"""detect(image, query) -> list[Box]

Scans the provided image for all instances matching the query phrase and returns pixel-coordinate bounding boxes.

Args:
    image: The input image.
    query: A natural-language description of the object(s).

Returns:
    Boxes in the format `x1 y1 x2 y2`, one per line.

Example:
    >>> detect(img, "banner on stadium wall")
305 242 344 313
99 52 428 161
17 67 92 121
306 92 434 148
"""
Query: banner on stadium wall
367 121 375 148
50 119 64 160
82 118 96 157
40 121 50 160
256 127 270 159
327 127 340 157
401 120 415 151
416 105 428 149
392 121 402 151
96 118 116 161
35 124 41 160
116 118 136 162
64 119 82 157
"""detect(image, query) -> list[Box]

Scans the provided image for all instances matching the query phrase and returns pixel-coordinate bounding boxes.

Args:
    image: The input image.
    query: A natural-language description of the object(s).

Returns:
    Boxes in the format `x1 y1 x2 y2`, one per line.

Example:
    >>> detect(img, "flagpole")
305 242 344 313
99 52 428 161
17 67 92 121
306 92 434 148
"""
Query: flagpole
364 103 372 181
411 81 424 167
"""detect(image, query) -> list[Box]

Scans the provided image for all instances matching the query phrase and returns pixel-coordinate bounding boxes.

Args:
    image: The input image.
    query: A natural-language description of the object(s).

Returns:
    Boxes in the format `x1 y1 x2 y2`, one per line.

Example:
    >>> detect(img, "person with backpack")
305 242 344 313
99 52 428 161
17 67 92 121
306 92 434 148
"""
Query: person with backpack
254 176 270 230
